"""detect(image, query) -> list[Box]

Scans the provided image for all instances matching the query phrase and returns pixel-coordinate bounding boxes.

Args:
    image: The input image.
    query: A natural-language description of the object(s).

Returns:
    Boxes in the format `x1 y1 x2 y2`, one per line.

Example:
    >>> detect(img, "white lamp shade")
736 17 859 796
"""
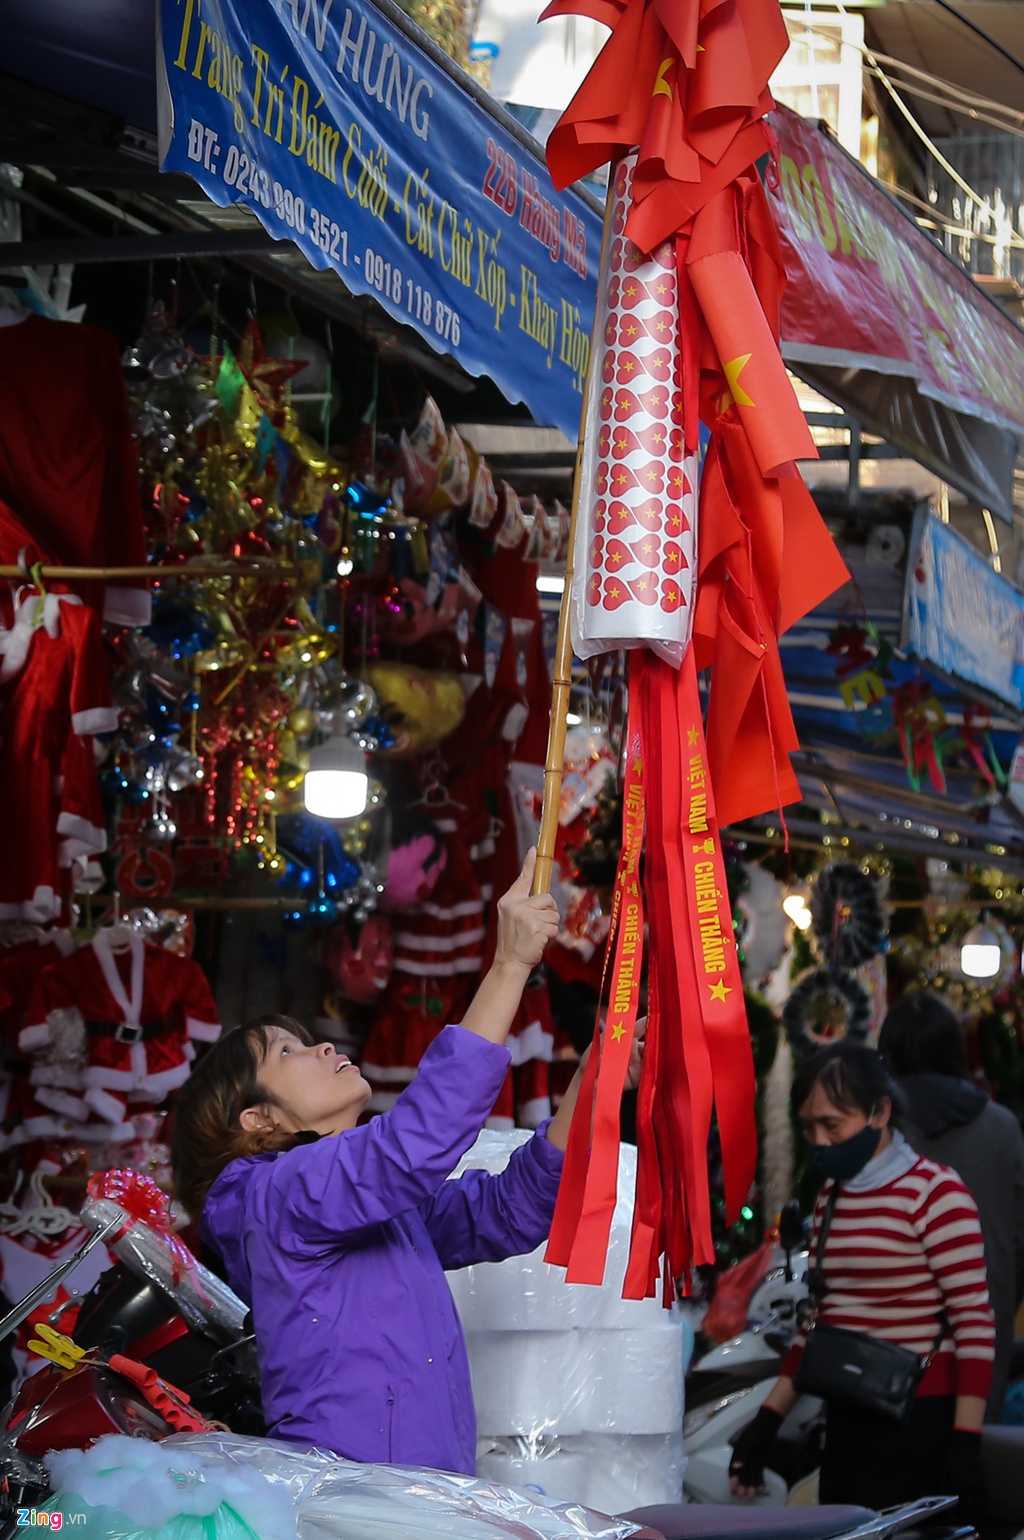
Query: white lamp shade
303 736 368 820
960 924 1001 979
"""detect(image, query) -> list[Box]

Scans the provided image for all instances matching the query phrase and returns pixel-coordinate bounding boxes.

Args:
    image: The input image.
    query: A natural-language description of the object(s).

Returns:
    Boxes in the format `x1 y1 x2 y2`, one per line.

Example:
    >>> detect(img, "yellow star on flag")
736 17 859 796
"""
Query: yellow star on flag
610 1022 626 1042
709 980 732 1003
687 727 699 745
724 353 755 407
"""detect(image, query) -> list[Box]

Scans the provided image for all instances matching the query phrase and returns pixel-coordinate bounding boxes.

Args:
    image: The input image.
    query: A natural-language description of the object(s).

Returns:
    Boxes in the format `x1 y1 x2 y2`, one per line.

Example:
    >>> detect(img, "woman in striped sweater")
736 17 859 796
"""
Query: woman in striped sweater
729 1040 995 1513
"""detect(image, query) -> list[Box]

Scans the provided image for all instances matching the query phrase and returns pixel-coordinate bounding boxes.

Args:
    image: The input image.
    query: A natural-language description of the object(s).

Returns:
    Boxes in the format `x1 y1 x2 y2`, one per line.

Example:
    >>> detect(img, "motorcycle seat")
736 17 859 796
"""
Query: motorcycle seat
621 1505 874 1540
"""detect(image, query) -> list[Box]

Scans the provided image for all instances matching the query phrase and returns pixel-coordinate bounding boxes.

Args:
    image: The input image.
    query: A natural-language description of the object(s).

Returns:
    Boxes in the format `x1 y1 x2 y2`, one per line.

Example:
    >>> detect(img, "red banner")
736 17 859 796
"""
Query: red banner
770 104 1024 442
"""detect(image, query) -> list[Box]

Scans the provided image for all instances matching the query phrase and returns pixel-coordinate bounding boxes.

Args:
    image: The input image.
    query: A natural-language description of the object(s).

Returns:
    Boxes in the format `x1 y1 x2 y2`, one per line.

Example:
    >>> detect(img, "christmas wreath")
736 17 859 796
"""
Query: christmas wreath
811 862 886 970
783 968 872 1058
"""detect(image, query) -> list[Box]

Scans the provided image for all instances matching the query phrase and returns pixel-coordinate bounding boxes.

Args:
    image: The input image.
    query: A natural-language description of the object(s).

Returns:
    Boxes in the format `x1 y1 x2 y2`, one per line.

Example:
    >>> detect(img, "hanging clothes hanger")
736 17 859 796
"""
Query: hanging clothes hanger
410 755 466 812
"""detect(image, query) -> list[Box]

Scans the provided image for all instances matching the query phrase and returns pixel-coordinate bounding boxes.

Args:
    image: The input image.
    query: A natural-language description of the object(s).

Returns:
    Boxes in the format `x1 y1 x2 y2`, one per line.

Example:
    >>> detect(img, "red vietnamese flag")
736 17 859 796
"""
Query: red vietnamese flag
541 0 850 1296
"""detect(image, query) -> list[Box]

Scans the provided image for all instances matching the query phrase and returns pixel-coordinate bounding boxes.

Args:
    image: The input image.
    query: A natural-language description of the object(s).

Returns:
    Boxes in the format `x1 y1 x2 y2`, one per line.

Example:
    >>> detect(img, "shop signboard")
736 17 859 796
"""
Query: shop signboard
769 106 1024 517
769 106 1024 443
156 0 602 439
903 509 1024 714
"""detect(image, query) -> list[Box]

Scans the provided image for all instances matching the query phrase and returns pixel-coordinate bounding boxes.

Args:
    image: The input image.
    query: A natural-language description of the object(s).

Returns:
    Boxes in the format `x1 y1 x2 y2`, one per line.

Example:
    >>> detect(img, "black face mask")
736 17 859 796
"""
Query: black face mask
810 1123 882 1182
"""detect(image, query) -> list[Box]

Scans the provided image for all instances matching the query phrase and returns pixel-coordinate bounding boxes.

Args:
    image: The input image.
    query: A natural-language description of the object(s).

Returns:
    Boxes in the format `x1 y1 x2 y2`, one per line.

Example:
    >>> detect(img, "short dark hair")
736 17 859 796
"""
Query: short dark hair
878 991 968 1079
791 1038 905 1121
171 1014 315 1218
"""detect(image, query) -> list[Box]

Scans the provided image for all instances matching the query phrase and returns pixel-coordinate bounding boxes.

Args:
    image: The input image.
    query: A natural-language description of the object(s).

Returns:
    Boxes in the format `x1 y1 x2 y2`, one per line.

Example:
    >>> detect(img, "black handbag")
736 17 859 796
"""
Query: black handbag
792 1184 945 1425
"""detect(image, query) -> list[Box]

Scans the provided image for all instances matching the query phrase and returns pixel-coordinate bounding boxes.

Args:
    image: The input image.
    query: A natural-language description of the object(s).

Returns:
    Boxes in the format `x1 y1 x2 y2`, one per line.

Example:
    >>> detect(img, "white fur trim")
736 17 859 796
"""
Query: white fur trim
81 1064 135 1091
71 706 119 736
34 1086 88 1120
0 889 60 923
84 1086 128 1124
394 928 485 953
18 1022 51 1053
71 1119 136 1143
506 1017 554 1067
139 1059 192 1097
104 586 152 628
81 1057 191 1098
186 1016 221 1043
56 812 107 853
29 1065 83 1090
17 1114 76 1142
393 956 482 977
92 929 144 1025
517 1095 552 1129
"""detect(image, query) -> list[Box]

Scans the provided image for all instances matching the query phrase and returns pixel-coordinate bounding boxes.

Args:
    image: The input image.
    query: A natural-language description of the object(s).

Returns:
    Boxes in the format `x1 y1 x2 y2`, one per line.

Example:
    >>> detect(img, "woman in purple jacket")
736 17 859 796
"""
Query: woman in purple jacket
172 851 635 1475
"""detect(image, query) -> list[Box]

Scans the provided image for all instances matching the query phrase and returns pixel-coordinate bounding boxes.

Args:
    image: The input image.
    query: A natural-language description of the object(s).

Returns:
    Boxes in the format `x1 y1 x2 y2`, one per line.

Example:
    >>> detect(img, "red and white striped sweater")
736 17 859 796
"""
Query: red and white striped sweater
782 1155 995 1402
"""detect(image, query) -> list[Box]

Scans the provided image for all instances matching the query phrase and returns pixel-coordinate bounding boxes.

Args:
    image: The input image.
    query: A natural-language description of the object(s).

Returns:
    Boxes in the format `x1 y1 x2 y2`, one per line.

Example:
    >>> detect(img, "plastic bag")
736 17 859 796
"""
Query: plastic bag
159 1432 651 1540
80 1196 248 1342
37 1496 267 1540
45 1434 297 1540
701 1238 776 1343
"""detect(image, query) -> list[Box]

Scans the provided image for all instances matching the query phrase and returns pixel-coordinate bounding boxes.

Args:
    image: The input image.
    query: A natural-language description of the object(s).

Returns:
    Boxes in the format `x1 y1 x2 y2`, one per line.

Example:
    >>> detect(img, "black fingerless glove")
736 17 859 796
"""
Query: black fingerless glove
948 1428 987 1525
729 1406 784 1492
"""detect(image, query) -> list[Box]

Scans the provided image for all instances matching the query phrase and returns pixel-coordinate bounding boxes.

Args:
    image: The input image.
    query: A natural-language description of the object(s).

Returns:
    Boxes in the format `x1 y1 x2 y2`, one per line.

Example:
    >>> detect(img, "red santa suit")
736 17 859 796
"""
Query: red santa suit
0 587 117 921
0 930 77 1150
0 311 149 626
20 930 220 1130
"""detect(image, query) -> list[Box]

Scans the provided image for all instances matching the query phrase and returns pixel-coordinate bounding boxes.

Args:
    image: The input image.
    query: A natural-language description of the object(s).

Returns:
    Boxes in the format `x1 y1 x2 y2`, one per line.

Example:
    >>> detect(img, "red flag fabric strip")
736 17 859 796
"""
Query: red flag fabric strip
563 733 646 1283
543 0 851 1295
546 689 645 1275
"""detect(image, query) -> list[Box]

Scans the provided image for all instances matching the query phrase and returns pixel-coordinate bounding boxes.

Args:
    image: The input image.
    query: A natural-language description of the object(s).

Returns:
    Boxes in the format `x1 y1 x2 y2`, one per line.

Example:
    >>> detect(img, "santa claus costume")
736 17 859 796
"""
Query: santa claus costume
20 929 220 1134
0 308 149 626
0 579 118 923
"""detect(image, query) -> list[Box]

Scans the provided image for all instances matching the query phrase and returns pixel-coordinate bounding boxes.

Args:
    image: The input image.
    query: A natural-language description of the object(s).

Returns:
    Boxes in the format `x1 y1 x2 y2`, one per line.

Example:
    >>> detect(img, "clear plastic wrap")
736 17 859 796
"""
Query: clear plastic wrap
63 1431 654 1540
446 1132 689 1510
80 1196 249 1343
476 1432 686 1514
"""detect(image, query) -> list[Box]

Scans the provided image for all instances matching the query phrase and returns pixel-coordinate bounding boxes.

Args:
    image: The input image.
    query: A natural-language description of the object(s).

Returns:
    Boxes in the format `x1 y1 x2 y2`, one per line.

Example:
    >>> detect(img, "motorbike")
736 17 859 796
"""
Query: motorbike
0 1183 262 1530
684 1203 823 1505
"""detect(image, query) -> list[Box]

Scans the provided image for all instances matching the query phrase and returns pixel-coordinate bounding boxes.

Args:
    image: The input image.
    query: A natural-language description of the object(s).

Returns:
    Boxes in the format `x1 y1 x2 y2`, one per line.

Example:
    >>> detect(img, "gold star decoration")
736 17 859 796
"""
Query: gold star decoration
687 726 700 745
610 1022 626 1042
724 353 755 407
709 980 732 1003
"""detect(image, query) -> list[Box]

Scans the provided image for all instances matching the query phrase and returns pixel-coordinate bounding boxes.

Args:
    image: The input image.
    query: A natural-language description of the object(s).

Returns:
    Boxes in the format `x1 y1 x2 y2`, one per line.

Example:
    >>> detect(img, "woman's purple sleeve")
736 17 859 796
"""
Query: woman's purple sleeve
421 1123 565 1268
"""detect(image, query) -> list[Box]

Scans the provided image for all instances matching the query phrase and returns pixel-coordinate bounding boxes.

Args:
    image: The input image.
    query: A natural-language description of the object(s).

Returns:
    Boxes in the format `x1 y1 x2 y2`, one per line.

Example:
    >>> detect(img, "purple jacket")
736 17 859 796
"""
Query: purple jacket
201 1025 564 1474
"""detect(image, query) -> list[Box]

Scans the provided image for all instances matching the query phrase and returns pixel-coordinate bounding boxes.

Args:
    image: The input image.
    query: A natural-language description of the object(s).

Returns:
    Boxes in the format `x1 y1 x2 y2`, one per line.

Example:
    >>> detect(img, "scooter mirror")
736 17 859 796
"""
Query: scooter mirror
778 1200 805 1254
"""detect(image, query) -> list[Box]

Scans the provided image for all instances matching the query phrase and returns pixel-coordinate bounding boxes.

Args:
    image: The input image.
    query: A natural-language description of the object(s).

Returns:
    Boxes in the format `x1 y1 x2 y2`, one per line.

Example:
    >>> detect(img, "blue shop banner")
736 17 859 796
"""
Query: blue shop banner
156 0 602 439
903 509 1024 713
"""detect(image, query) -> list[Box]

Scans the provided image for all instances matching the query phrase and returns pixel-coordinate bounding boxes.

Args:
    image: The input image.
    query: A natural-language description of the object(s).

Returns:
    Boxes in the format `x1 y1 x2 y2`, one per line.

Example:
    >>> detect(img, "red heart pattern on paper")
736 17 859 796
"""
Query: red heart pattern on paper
592 499 607 532
589 535 605 568
599 387 616 422
661 578 686 612
603 538 634 572
586 572 602 607
602 577 631 610
666 464 694 500
609 461 665 495
664 507 691 537
608 498 661 534
627 573 659 605
662 541 688 572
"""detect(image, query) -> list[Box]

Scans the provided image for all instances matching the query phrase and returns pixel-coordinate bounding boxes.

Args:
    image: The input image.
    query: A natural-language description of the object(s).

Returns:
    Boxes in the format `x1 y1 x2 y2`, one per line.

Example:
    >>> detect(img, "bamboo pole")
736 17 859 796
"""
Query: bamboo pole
532 191 615 897
0 560 302 581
